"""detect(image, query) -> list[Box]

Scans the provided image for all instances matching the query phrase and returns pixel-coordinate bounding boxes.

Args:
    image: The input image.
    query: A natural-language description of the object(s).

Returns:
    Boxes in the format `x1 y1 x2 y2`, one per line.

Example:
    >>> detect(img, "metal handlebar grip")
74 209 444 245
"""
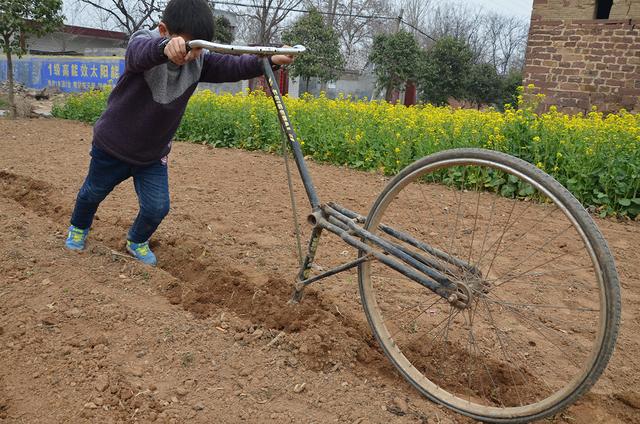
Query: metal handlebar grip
186 40 306 56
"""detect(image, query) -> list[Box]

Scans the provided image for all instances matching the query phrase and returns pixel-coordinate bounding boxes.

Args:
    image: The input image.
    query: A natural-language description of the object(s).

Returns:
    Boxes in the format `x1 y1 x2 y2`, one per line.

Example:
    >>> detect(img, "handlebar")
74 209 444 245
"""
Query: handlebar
186 40 306 56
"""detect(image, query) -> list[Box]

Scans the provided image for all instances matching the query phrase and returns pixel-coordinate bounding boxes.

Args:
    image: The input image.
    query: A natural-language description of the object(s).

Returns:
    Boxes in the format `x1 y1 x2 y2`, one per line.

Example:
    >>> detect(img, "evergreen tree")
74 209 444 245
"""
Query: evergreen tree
418 36 473 106
369 30 422 102
282 8 344 93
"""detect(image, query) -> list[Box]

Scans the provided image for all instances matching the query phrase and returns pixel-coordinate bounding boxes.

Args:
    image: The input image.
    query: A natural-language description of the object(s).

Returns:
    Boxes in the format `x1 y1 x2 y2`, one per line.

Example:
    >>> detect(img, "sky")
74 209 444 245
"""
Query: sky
467 0 534 19
62 0 536 30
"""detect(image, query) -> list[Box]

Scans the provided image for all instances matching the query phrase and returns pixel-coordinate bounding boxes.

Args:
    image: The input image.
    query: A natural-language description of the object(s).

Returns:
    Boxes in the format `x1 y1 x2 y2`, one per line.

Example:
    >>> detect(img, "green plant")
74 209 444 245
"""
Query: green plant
53 88 640 217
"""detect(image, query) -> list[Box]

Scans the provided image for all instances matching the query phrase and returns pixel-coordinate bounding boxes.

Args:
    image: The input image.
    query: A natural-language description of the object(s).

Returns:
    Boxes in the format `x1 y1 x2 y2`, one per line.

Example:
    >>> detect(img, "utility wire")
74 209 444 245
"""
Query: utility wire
212 0 397 20
401 20 437 42
211 0 438 41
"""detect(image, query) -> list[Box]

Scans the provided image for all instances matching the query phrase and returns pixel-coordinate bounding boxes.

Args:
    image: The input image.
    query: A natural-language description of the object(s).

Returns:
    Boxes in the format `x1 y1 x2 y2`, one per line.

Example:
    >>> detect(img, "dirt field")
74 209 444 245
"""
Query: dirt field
0 118 639 424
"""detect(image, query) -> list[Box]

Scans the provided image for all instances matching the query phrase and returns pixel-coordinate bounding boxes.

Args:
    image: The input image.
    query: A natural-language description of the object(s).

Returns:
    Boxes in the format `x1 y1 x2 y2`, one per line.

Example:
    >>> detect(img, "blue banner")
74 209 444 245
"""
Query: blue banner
0 56 125 92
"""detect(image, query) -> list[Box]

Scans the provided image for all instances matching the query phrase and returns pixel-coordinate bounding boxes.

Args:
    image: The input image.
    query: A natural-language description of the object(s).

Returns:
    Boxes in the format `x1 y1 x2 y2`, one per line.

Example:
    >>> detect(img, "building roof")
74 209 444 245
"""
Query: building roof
61 24 127 40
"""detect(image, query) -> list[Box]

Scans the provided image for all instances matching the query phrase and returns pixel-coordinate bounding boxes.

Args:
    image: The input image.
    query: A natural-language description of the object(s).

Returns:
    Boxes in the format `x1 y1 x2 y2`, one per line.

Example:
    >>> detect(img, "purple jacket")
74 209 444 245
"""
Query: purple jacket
93 29 265 165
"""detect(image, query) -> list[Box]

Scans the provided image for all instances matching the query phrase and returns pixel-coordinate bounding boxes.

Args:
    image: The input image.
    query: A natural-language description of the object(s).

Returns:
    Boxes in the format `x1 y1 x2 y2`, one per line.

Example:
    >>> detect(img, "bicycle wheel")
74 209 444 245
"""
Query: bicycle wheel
358 148 620 423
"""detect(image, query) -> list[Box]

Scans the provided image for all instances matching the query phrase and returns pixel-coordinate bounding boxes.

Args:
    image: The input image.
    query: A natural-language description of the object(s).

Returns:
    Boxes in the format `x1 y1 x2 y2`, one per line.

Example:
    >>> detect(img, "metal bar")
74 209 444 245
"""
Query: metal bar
380 224 479 275
328 201 479 275
327 201 367 222
262 58 321 209
298 256 371 287
324 205 457 277
323 205 455 288
296 226 323 283
316 217 452 300
188 40 306 56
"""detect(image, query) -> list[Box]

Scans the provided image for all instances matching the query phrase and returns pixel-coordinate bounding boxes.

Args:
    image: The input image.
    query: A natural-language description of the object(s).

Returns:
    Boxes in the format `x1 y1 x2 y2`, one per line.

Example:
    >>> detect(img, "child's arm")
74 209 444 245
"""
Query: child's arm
125 31 168 73
199 53 265 83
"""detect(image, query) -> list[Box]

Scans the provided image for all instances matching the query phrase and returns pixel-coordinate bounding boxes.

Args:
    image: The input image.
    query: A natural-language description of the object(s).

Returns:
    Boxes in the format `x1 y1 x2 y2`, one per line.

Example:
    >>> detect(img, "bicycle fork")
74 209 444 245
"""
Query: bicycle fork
290 202 484 310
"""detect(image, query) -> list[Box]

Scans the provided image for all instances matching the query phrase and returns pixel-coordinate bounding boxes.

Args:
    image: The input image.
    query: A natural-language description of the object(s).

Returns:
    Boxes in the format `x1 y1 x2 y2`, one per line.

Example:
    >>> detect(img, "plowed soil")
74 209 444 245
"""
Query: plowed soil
1 118 639 423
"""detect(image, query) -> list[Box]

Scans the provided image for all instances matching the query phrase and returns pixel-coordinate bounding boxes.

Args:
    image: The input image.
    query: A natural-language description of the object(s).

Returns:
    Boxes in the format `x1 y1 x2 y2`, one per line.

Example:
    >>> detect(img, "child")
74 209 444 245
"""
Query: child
65 0 293 265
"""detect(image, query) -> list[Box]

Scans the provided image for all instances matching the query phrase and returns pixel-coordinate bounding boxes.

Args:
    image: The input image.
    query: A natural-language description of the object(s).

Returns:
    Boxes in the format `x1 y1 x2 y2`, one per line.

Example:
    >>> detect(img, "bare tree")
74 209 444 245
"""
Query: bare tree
227 0 303 44
73 0 162 36
424 2 487 62
399 0 432 47
484 12 528 74
303 0 392 69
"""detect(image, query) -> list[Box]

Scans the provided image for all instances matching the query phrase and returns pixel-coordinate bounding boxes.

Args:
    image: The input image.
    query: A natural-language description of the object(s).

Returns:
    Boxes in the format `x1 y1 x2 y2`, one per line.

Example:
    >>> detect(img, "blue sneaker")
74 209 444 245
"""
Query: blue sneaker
65 225 89 250
126 240 157 266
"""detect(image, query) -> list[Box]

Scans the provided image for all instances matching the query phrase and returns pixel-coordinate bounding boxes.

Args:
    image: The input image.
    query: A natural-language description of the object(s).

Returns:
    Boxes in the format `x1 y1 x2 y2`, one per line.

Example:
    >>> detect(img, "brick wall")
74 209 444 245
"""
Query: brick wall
531 0 640 20
524 1 640 113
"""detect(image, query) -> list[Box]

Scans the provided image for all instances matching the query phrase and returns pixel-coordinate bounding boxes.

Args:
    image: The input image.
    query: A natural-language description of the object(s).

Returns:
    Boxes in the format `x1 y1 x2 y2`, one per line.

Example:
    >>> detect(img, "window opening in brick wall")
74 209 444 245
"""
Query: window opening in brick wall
595 0 614 19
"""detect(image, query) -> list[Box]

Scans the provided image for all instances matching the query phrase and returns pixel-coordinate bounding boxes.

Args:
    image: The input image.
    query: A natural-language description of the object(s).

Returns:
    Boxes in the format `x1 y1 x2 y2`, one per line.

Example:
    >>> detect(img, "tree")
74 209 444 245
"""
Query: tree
399 0 433 48
369 30 422 102
418 36 473 106
282 8 344 93
73 0 162 36
213 15 234 43
0 0 64 117
483 12 528 75
465 63 502 109
499 69 523 109
229 0 302 44
425 2 487 63
304 0 392 69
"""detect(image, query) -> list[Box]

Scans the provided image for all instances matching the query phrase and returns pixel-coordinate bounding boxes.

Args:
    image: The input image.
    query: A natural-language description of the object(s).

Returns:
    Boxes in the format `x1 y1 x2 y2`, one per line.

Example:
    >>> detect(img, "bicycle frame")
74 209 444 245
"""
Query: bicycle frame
187 40 473 306
259 58 472 305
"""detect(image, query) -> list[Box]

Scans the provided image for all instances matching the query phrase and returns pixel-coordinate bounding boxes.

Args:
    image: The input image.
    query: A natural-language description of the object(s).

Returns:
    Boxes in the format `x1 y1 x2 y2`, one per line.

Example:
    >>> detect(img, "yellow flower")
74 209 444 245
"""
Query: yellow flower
394 147 401 153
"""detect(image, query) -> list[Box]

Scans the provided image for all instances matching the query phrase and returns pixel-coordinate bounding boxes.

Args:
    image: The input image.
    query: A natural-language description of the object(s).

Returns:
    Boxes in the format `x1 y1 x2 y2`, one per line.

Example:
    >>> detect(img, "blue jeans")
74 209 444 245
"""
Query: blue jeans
70 146 170 243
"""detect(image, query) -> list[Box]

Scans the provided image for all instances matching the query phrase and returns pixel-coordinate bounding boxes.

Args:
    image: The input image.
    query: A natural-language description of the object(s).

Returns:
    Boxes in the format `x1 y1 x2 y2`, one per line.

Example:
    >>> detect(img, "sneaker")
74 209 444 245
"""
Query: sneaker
65 225 89 250
126 240 157 266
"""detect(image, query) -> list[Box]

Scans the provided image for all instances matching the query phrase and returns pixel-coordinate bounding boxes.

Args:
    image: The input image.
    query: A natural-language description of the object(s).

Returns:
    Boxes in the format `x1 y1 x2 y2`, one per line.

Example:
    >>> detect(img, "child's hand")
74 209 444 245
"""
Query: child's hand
164 36 202 66
272 54 294 66
272 45 295 66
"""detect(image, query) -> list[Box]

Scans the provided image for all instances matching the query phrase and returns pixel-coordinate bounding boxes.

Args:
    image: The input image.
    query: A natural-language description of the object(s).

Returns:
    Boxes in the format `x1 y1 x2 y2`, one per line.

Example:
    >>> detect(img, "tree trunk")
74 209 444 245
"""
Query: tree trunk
7 51 16 118
384 81 395 103
4 35 16 118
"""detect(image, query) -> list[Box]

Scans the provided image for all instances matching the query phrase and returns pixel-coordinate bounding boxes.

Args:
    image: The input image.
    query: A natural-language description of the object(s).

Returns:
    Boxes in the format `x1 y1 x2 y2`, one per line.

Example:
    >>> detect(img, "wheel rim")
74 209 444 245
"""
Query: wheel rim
359 154 610 421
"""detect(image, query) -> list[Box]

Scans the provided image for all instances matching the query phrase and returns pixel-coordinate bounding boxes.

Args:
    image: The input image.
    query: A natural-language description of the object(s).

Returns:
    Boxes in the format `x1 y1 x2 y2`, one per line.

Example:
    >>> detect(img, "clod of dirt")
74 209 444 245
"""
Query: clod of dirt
64 308 82 318
388 397 409 416
94 376 109 392
83 402 98 409
193 401 205 411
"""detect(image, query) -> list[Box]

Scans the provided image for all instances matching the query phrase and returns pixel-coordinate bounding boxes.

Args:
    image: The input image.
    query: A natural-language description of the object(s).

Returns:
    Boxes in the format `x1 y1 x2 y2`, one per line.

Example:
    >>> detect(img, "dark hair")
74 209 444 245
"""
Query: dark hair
162 0 214 41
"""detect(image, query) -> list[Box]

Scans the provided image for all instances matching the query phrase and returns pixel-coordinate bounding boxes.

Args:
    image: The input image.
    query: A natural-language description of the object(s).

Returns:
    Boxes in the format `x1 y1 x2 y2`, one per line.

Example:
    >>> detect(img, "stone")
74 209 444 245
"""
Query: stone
65 308 82 318
95 377 109 392
192 402 205 411
388 397 408 416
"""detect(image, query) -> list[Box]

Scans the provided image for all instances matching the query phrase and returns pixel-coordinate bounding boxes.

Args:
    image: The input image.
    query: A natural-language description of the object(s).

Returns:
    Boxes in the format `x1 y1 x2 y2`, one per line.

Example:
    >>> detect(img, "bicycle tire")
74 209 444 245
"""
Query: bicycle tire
358 148 620 423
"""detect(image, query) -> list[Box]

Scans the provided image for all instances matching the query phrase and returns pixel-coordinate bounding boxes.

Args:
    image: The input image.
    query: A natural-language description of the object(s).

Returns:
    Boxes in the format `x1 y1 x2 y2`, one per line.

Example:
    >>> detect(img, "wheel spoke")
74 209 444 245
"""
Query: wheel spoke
359 151 619 421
